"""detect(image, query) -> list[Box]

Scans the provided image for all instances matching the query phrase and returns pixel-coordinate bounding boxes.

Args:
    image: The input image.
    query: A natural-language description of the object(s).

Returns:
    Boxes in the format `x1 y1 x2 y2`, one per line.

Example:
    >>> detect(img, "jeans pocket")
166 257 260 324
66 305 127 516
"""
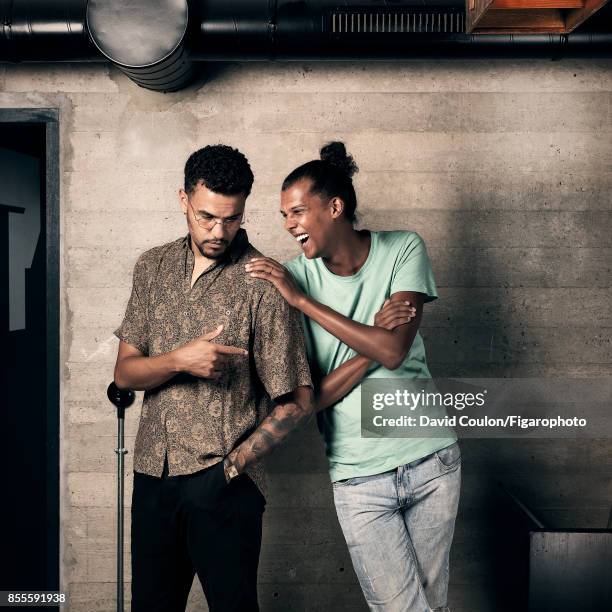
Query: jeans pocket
332 478 354 489
333 471 393 488
434 442 461 471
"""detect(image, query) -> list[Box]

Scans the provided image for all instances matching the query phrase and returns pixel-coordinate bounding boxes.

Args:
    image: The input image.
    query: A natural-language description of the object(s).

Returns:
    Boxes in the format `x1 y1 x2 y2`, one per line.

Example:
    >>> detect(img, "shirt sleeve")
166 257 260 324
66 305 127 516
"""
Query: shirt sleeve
113 253 150 355
390 232 438 303
252 285 312 401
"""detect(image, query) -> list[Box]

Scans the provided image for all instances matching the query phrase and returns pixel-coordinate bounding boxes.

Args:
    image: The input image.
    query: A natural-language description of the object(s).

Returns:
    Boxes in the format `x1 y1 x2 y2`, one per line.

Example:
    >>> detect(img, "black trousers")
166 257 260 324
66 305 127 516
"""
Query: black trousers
131 456 265 612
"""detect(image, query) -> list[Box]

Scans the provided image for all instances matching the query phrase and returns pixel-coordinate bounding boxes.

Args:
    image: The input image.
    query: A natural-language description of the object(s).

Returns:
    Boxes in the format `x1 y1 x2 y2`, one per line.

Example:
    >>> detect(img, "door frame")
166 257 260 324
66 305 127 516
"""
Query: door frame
0 107 60 591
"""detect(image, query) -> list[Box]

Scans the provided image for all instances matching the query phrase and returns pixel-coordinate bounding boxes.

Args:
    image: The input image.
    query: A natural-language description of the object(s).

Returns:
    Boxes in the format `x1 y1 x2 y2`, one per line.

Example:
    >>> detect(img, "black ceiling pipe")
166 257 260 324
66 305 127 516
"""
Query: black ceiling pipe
1 0 612 92
190 0 612 60
0 0 97 61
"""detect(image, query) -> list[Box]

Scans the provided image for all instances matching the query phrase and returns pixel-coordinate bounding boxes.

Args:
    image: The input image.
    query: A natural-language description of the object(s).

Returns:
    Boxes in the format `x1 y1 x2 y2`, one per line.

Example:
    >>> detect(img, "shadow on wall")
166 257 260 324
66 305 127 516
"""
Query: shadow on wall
422 190 610 612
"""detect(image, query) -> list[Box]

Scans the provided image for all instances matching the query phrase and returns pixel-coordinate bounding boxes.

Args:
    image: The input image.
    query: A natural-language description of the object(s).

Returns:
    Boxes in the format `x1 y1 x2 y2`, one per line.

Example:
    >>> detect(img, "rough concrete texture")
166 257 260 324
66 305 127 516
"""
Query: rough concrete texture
1 59 612 611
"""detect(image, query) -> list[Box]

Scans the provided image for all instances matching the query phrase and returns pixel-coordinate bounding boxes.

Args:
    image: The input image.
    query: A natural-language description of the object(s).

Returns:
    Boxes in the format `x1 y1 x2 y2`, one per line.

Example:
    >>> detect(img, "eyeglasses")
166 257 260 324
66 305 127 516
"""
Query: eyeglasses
187 200 244 230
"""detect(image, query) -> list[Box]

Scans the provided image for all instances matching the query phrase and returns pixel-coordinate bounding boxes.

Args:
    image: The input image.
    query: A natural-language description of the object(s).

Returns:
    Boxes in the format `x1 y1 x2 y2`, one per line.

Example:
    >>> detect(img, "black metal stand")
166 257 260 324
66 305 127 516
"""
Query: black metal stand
107 382 135 612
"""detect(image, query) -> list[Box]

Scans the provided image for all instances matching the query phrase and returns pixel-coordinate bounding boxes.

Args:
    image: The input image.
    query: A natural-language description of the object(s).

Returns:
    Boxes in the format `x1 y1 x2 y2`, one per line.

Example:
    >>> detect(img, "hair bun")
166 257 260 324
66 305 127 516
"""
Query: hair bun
320 141 358 178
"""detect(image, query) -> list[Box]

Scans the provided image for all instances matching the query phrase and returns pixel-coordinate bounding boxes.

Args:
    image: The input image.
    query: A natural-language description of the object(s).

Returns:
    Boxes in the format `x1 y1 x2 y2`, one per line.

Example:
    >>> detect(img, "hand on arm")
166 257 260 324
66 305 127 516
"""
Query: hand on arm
244 257 305 307
113 325 248 391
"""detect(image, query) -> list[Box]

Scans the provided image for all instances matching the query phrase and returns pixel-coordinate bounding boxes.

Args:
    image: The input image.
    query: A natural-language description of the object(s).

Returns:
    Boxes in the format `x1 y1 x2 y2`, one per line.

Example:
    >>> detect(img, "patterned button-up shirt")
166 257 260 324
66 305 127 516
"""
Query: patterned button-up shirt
114 229 312 491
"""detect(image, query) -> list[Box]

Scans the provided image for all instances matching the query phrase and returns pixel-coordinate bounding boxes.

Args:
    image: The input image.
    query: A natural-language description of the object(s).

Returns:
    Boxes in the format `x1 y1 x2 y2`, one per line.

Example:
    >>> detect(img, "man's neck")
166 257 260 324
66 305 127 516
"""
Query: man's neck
323 228 371 277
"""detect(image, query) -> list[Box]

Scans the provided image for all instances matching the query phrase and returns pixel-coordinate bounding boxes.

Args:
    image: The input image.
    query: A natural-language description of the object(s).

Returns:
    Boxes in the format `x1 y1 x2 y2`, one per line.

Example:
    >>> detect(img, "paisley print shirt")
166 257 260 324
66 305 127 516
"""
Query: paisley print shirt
114 229 312 492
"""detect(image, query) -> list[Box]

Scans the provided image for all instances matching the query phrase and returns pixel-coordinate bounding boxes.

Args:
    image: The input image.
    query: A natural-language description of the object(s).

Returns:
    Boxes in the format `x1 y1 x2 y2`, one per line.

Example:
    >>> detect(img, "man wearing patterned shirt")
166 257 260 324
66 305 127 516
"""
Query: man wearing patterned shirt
113 144 313 612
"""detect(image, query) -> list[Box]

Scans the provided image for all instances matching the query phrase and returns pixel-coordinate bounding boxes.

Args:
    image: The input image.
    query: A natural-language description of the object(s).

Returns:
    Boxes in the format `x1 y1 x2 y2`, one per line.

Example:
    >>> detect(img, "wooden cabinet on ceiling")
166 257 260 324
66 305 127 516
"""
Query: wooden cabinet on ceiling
466 0 610 33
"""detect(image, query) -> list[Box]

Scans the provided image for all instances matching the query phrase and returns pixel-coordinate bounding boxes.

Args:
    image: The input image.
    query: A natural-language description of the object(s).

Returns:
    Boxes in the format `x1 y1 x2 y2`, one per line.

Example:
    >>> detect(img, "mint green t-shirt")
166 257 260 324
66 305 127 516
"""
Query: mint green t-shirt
285 230 457 482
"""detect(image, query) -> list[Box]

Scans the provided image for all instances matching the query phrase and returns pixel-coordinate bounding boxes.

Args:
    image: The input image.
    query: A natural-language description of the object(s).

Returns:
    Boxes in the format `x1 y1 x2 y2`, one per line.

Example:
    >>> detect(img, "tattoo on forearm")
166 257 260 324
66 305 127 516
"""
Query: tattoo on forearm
229 399 312 472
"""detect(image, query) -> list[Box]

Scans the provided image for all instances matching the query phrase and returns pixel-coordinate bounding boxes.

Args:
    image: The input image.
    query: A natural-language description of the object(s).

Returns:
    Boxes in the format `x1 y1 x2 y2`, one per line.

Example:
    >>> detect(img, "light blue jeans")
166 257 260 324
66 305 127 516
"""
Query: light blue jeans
332 442 461 612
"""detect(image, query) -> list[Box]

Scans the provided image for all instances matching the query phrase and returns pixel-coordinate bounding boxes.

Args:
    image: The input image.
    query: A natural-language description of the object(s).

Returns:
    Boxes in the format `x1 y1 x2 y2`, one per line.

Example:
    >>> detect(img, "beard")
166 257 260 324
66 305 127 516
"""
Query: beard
196 239 229 259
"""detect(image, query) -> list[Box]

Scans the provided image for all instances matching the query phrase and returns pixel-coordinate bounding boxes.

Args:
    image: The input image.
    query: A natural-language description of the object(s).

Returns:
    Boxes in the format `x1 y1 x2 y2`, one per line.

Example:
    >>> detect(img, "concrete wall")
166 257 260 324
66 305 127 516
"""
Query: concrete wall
1 58 611 611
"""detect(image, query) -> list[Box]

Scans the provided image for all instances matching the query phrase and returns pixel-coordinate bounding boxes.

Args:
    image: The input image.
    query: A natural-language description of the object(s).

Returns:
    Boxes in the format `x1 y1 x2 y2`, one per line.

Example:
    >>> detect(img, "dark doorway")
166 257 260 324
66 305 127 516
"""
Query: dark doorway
0 110 59 602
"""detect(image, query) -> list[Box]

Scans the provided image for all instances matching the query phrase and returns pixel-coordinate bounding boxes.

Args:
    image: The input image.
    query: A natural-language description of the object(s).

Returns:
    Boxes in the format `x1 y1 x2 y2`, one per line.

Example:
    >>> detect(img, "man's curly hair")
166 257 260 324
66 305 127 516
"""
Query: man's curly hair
184 144 254 197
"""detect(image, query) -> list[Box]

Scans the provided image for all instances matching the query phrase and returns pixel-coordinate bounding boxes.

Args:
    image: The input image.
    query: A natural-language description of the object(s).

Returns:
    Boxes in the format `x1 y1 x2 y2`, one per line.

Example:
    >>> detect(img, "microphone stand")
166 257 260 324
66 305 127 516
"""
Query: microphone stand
106 382 135 612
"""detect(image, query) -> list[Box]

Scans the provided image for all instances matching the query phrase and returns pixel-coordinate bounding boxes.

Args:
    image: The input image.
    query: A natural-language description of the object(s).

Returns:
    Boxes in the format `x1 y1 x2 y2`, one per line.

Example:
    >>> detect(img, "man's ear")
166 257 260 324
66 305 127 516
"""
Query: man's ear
179 188 190 215
329 196 345 220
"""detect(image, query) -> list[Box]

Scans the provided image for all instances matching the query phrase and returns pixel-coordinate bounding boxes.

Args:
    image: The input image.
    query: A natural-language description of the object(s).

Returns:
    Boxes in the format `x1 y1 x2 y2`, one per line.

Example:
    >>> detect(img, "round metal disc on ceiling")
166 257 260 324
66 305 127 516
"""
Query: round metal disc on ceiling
86 0 189 68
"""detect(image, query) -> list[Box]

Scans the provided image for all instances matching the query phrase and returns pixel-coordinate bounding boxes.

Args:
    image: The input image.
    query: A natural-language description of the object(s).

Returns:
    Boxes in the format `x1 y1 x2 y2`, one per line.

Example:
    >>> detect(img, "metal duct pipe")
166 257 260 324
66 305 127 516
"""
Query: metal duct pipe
86 0 195 92
0 0 197 91
0 0 97 61
1 0 612 92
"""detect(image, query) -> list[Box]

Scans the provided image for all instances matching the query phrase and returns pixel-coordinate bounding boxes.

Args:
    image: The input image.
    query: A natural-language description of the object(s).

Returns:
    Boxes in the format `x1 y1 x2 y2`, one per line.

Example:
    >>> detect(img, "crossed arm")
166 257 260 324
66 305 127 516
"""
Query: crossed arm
312 291 425 411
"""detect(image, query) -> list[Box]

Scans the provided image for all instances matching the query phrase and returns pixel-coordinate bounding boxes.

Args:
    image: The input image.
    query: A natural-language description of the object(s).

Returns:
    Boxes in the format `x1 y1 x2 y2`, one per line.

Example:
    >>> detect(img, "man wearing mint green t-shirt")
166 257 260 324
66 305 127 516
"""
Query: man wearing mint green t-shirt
245 143 460 612
284 230 457 483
